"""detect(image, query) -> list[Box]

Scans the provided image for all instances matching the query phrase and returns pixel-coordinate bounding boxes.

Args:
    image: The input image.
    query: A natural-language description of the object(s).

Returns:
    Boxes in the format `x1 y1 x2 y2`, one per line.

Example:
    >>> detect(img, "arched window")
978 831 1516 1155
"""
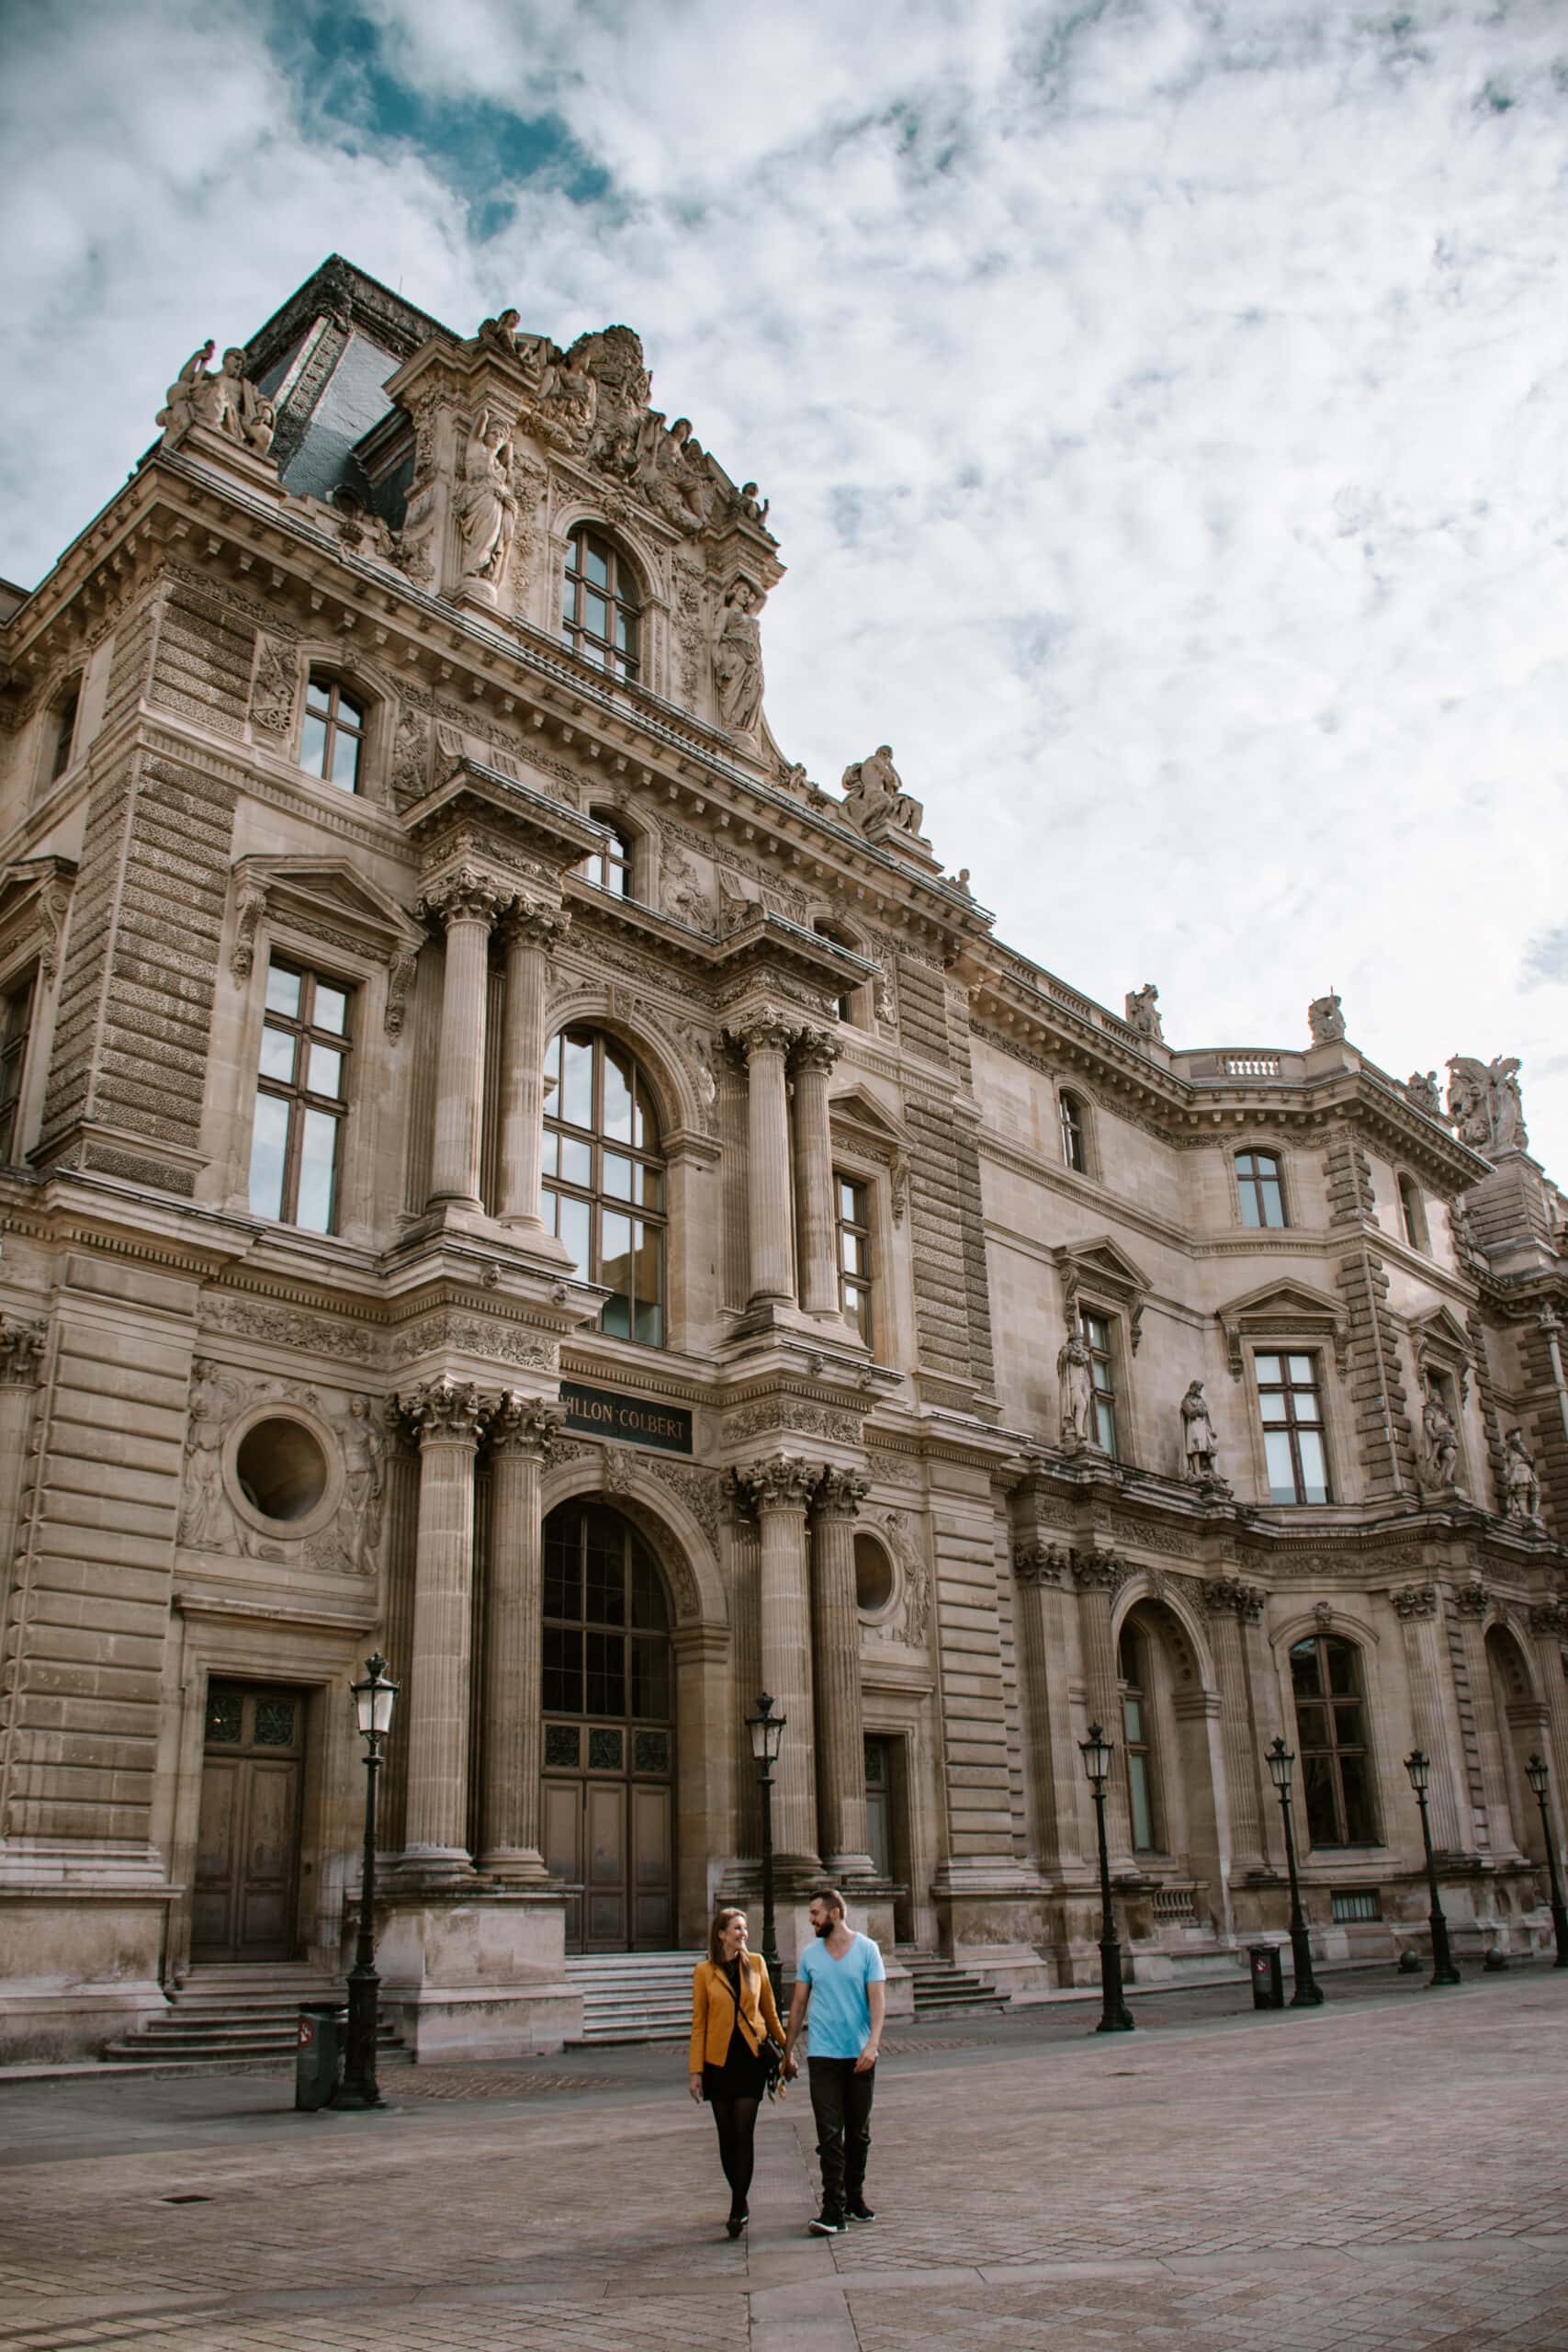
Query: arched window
1059 1090 1088 1174
1236 1149 1286 1228
581 810 634 899
561 526 640 680
1290 1634 1376 1846
1397 1173 1429 1253
299 673 365 791
1119 1622 1159 1852
543 1026 666 1346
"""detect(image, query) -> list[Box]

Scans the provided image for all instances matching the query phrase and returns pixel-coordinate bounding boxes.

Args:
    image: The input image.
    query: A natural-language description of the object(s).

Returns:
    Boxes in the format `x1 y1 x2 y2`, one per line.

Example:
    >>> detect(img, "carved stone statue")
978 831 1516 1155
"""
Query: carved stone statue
1504 1427 1541 1522
1057 1329 1095 1447
661 848 711 931
712 578 764 734
455 411 518 585
1446 1056 1529 1157
157 340 275 457
1418 1384 1461 1492
538 348 598 452
1125 983 1164 1043
179 1360 247 1550
1180 1380 1218 1479
840 746 923 838
733 481 771 525
339 1394 385 1577
1308 991 1346 1046
1405 1069 1441 1117
629 412 715 533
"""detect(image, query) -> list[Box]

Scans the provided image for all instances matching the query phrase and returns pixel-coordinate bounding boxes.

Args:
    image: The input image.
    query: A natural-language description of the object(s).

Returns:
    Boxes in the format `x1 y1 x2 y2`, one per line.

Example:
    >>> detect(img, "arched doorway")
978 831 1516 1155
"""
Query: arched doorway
540 1499 676 1951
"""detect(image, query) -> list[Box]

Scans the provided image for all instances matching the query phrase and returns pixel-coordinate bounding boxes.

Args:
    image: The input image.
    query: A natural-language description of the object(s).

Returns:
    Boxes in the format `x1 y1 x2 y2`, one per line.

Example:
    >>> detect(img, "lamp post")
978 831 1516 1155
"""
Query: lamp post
747 1692 786 2000
1525 1753 1568 1968
1265 1736 1324 2007
333 1654 398 2109
1404 1749 1461 1988
1079 1722 1134 2033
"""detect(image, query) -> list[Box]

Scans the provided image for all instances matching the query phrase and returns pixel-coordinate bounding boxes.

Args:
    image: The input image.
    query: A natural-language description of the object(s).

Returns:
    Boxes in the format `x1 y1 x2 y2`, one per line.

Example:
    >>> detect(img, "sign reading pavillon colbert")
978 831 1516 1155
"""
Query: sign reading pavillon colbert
559 1381 693 1456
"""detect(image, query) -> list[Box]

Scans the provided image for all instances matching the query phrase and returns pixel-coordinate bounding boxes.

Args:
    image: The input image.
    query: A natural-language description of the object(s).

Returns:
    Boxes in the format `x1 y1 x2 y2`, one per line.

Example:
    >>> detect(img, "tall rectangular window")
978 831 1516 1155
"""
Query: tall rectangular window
0 968 38 1163
1236 1149 1287 1228
1292 1636 1376 1845
248 959 351 1233
836 1174 873 1344
1257 1352 1329 1503
1081 1308 1118 1457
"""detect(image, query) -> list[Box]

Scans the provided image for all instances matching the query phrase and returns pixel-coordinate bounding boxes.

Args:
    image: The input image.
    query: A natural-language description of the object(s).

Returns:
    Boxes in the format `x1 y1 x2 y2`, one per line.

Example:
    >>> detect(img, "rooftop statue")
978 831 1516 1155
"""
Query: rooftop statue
1404 1069 1441 1117
840 745 923 838
157 341 276 458
1124 983 1163 1042
1307 990 1346 1046
1447 1055 1529 1158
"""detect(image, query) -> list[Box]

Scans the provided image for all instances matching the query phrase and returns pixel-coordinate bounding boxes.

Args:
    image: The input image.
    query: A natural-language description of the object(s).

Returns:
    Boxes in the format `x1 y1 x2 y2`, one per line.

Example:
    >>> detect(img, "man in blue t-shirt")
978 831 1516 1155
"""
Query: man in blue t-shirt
782 1886 886 2233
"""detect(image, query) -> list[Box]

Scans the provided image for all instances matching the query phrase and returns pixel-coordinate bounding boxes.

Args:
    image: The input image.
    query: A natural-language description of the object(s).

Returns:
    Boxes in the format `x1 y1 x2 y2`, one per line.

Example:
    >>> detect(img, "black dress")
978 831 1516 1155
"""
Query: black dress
702 1958 770 2100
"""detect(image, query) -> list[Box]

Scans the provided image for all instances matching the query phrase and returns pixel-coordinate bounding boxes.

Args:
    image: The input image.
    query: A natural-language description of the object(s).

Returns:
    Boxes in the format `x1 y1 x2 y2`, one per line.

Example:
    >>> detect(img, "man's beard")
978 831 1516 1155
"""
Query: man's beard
815 1917 834 1938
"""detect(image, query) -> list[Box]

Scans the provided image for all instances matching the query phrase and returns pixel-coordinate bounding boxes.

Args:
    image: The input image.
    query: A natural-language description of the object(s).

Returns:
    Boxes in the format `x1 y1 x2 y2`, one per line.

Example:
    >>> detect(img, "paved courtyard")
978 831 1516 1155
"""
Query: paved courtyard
4 1967 1567 2351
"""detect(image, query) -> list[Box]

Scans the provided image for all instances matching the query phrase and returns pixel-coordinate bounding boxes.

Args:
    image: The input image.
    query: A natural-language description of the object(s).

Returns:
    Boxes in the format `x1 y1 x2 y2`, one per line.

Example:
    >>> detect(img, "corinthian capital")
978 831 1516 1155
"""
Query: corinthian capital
791 1027 842 1079
1071 1552 1125 1594
0 1316 46 1386
490 1392 566 1458
737 1452 818 1513
1393 1582 1439 1621
726 1014 798 1065
499 900 570 957
395 1377 498 1448
1013 1540 1066 1586
417 862 513 932
1201 1576 1266 1623
814 1466 869 1520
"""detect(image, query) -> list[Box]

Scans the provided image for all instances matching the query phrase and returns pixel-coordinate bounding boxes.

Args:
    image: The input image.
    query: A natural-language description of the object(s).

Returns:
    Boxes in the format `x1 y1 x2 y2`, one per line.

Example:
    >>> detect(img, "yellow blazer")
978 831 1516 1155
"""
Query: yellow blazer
689 1952 785 2073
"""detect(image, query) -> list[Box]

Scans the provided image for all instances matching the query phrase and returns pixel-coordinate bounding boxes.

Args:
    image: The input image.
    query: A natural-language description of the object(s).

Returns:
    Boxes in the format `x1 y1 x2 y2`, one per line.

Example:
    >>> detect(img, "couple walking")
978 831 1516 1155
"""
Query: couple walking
688 1887 886 2238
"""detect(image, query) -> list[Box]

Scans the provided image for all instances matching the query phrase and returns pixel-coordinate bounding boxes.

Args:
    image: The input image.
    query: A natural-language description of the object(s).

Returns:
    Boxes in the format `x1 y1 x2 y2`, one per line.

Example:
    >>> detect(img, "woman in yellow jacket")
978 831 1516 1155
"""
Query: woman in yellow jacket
689 1906 789 2235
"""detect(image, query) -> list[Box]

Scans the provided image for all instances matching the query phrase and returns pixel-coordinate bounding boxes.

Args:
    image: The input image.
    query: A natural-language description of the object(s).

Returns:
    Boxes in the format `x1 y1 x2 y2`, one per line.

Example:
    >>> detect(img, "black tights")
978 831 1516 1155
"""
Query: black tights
710 2095 761 2216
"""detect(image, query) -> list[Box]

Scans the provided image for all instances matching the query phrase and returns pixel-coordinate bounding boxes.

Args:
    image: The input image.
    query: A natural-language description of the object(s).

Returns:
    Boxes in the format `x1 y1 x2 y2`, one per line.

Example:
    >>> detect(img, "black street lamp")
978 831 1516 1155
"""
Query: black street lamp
1404 1749 1461 1988
747 1692 786 1999
1265 1737 1325 2007
333 1654 398 2109
1525 1753 1568 1969
1079 1722 1134 2034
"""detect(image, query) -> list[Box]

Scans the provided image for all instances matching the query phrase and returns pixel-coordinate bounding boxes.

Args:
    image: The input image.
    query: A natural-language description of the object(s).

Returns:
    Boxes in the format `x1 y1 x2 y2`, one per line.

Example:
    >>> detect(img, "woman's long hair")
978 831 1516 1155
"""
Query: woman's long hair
708 1906 749 1965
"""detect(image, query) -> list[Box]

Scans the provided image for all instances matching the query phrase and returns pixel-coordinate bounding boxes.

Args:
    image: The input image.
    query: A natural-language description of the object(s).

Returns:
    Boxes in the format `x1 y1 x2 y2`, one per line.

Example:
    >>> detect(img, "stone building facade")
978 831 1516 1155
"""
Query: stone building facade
3 256 1567 2061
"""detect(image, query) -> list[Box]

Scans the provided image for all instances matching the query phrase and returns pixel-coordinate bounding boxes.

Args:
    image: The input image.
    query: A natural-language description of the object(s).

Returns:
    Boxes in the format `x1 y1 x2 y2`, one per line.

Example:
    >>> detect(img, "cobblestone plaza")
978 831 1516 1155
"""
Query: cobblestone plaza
6 1968 1566 2351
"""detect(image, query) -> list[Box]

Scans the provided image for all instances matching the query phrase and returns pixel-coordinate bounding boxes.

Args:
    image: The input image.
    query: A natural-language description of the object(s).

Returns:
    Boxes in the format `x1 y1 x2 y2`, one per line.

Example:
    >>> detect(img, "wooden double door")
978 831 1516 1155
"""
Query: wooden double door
539 1501 676 1952
193 1683 306 1962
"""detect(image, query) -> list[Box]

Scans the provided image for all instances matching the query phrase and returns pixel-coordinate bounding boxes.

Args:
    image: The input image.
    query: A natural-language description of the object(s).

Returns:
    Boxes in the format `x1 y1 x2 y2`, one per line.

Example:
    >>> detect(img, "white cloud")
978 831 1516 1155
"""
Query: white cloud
6 0 1568 1171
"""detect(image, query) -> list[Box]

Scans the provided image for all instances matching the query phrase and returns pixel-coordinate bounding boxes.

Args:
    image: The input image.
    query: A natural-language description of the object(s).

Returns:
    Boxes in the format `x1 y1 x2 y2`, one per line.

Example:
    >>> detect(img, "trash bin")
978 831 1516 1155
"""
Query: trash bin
296 2003 346 2109
1247 1942 1285 2010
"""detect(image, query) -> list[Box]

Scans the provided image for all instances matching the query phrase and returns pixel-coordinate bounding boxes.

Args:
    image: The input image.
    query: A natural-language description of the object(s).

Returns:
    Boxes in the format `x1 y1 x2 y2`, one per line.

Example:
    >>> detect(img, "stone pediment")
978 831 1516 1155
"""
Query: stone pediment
829 1085 912 1151
0 855 76 981
231 856 422 973
1058 1237 1152 1351
1216 1278 1349 1381
1408 1304 1472 1401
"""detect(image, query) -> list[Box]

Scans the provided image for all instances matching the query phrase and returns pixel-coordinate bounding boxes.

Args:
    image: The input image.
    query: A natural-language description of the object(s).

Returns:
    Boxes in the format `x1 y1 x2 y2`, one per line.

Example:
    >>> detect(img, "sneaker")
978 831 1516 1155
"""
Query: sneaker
809 2211 847 2236
846 2199 876 2224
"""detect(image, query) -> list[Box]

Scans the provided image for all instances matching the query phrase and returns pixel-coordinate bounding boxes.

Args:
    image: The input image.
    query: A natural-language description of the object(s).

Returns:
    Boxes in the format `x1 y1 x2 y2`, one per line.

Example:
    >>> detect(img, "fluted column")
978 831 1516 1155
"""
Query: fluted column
792 1029 842 1319
495 904 569 1227
1201 1577 1268 1874
1393 1584 1464 1853
738 1454 820 1869
812 1468 874 1875
1073 1555 1132 1861
1529 1601 1568 1852
418 865 509 1211
398 1379 495 1877
479 1394 564 1879
1013 1545 1084 1872
729 1017 797 1307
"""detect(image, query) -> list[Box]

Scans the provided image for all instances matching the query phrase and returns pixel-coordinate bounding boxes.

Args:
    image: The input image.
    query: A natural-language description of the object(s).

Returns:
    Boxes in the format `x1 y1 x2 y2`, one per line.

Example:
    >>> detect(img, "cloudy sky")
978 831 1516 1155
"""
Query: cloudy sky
6 1 1568 1174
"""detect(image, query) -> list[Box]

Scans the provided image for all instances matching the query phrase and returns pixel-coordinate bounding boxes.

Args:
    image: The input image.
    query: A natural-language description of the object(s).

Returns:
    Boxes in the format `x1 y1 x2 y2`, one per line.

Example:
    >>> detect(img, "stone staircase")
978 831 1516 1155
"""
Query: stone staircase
101 1964 404 2070
563 1950 704 2044
899 1950 1011 2018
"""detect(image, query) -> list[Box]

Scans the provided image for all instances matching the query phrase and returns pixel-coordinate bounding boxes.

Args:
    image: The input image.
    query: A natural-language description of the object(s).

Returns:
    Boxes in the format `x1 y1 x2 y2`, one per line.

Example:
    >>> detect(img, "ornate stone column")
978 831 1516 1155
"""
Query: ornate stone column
738 1453 821 1870
478 1394 564 1880
495 904 569 1228
1528 1600 1568 1851
397 1379 496 1877
418 865 510 1213
0 1317 45 1632
1392 1583 1465 1854
1073 1554 1132 1861
1013 1544 1084 1873
728 1017 797 1308
811 1467 874 1875
1201 1577 1269 1875
791 1029 842 1320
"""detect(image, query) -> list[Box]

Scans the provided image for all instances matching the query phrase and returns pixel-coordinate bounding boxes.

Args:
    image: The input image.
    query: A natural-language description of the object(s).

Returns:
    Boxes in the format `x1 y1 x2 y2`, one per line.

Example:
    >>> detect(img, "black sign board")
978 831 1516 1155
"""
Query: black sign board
560 1381 693 1456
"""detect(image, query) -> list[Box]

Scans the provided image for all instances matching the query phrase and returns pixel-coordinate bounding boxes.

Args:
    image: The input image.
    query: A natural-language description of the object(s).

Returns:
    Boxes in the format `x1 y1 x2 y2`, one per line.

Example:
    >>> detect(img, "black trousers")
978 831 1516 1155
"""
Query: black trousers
807 2056 874 2213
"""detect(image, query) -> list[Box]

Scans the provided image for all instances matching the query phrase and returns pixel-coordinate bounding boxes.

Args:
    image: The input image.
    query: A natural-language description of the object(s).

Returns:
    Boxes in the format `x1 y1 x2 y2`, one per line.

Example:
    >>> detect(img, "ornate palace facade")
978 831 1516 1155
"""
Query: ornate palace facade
3 258 1567 2061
